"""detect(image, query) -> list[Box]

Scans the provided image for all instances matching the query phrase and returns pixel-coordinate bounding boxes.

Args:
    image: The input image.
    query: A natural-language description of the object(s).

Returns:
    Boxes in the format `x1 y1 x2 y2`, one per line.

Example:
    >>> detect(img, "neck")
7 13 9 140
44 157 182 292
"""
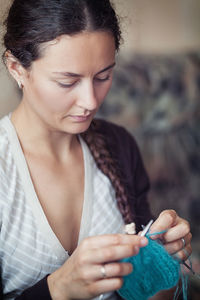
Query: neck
11 102 78 162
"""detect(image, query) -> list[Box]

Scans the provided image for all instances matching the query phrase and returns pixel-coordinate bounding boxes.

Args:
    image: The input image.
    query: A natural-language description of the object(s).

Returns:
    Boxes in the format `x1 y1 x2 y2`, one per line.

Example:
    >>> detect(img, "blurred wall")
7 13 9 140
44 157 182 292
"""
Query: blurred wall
0 0 20 117
0 0 200 117
114 0 200 55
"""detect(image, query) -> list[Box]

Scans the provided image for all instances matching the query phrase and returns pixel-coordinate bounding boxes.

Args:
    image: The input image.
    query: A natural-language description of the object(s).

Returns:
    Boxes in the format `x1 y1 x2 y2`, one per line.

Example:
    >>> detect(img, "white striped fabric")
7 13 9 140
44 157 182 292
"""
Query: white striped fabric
0 116 124 300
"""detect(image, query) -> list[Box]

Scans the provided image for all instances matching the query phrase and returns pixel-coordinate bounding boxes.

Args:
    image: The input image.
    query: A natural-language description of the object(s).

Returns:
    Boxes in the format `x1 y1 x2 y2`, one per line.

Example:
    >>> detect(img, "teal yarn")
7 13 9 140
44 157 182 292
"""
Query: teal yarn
117 236 181 300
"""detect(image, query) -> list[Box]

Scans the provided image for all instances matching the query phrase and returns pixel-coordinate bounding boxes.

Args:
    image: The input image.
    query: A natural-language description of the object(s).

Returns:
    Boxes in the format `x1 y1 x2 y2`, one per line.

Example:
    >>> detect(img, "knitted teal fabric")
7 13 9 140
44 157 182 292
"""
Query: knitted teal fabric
117 237 180 300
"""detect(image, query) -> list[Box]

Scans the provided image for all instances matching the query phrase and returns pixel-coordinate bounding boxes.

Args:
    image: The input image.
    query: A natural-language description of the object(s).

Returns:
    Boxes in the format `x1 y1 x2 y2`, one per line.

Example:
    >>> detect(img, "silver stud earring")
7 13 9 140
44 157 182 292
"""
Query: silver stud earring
17 81 23 89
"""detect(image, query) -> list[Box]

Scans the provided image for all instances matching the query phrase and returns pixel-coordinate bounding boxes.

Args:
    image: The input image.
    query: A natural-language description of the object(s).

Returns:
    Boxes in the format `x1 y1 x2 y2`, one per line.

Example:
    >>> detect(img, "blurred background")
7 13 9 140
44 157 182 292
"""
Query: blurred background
100 1 200 298
0 0 200 298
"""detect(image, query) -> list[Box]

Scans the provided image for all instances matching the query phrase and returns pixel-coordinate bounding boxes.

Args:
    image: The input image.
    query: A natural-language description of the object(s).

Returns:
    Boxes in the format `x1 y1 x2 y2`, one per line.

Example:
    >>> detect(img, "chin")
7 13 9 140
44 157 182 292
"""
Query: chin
63 118 93 135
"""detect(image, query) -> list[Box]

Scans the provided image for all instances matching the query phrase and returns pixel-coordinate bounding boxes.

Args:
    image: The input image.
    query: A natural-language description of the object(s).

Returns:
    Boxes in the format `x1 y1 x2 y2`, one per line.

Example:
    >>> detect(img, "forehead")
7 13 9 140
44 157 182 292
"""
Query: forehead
34 31 116 73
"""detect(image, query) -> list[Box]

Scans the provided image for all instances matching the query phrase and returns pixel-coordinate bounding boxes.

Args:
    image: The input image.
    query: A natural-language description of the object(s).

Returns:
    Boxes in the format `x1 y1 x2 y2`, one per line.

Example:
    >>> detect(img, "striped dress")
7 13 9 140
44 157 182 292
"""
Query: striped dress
0 115 124 300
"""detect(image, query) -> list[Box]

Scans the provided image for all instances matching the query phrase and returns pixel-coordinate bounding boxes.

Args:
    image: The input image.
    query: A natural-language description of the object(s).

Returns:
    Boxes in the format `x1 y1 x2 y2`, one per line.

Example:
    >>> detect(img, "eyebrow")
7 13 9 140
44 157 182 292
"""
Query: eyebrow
52 62 116 77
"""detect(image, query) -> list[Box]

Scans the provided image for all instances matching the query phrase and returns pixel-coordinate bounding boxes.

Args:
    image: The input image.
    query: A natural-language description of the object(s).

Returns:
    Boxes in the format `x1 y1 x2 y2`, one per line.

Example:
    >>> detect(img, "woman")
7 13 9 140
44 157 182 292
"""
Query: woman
0 0 192 299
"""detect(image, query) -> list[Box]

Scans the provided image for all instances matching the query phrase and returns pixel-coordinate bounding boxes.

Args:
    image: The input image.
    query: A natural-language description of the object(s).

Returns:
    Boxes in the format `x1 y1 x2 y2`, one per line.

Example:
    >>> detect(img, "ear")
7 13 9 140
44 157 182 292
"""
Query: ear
5 51 26 88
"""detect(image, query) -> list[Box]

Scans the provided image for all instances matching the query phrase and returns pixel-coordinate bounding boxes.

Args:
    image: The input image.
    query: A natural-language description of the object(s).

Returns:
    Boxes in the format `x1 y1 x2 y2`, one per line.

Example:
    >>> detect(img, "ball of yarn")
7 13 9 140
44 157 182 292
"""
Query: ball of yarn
117 237 180 300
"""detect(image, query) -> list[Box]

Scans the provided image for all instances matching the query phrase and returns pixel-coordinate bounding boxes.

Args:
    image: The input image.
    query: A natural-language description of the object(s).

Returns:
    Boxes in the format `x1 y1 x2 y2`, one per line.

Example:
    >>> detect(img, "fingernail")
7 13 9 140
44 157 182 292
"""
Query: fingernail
150 234 157 240
134 246 139 254
140 237 148 246
173 253 181 262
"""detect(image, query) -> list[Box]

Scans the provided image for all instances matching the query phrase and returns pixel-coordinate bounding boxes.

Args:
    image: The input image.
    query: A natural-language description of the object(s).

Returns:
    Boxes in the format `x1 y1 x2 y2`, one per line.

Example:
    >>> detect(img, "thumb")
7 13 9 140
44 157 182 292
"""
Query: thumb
149 210 178 240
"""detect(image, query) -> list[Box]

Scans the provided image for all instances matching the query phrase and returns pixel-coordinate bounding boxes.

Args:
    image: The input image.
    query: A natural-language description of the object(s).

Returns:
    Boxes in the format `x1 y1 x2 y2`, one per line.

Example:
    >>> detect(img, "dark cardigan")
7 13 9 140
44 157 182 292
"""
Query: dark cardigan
1 119 153 300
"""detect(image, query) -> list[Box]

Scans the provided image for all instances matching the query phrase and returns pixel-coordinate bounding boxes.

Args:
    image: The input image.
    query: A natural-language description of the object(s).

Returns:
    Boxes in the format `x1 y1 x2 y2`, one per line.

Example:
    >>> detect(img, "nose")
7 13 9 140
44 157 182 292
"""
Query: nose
76 80 98 111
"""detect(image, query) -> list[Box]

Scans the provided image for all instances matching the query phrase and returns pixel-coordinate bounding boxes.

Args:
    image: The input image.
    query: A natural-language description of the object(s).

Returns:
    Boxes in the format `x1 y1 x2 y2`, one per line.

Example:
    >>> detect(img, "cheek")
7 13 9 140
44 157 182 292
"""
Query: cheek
97 80 113 104
32 82 74 113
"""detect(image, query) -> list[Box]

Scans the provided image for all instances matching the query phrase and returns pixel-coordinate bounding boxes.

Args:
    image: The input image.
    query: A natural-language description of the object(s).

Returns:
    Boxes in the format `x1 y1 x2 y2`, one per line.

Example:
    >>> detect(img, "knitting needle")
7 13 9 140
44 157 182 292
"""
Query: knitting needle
181 261 195 275
140 219 154 237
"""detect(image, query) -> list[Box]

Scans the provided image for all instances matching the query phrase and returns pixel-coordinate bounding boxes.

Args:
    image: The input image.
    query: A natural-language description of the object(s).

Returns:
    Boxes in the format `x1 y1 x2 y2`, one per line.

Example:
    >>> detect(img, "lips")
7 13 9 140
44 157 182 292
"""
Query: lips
68 113 92 122
72 114 91 117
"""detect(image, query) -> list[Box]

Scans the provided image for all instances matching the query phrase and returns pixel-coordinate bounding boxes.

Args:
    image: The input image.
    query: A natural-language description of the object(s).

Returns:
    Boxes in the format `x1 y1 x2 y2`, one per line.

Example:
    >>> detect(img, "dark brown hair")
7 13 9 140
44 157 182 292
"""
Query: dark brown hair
3 0 121 68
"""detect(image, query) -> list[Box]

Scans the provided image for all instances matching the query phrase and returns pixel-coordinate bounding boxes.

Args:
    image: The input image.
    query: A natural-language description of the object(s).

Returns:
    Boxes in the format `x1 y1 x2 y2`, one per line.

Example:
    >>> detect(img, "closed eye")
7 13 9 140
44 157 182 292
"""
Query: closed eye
57 81 77 88
94 75 110 82
56 74 111 88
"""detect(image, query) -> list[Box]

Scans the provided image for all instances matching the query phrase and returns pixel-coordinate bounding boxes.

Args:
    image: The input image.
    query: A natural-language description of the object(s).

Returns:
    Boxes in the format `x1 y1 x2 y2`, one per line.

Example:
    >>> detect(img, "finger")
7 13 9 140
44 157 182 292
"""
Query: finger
173 245 192 262
162 221 191 243
150 210 178 240
88 277 123 297
164 233 192 255
85 243 143 265
81 234 148 250
98 262 133 279
77 262 133 284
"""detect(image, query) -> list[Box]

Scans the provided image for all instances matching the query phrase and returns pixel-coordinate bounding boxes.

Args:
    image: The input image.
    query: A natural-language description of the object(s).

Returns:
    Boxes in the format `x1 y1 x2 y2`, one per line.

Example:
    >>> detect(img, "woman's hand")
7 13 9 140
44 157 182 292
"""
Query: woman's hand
150 209 192 261
47 234 148 300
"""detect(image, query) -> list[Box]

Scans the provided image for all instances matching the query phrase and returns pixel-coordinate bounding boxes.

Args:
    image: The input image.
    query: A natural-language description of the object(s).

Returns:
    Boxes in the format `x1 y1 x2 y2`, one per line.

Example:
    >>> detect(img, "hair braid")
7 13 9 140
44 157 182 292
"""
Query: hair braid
81 120 134 224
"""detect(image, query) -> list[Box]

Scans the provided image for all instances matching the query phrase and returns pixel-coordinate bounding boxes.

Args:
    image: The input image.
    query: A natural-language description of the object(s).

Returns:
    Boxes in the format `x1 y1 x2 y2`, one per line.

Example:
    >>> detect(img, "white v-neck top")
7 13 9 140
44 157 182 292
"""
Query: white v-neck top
0 116 124 300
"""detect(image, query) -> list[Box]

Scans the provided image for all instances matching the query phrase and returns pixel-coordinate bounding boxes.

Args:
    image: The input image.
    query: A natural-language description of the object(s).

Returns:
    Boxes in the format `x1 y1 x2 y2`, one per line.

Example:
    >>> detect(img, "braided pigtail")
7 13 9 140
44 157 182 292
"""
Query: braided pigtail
81 120 134 224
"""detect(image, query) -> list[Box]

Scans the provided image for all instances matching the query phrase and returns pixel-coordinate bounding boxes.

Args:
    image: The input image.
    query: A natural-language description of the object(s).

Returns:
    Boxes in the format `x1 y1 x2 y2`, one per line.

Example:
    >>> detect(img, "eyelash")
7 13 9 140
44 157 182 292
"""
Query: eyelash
57 75 110 89
58 82 75 88
95 75 110 82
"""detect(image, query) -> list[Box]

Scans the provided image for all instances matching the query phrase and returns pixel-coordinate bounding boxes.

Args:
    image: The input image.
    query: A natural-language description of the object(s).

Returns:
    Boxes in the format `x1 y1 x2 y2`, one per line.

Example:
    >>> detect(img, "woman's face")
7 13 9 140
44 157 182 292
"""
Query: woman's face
21 31 116 134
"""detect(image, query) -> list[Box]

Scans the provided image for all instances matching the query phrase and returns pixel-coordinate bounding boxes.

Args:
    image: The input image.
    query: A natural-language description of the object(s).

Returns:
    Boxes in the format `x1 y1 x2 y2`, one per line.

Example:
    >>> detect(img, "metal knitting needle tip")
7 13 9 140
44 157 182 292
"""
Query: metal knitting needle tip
140 219 154 237
181 261 195 275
